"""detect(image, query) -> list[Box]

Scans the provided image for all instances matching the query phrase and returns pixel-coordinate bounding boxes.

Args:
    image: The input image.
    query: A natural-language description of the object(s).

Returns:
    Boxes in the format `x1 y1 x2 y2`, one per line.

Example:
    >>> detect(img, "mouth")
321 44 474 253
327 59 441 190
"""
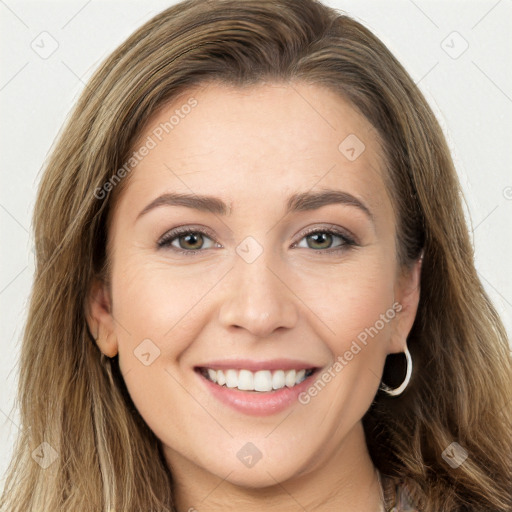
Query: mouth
196 367 316 392
194 362 321 416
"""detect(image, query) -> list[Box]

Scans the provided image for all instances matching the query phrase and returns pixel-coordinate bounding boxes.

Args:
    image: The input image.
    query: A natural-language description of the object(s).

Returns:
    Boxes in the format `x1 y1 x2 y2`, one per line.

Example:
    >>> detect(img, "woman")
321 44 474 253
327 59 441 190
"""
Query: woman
1 0 511 511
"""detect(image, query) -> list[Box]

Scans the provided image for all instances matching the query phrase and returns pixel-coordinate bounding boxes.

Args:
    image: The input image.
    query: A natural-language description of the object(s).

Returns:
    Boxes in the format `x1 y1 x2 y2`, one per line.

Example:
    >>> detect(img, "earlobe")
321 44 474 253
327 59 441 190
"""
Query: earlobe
86 278 118 358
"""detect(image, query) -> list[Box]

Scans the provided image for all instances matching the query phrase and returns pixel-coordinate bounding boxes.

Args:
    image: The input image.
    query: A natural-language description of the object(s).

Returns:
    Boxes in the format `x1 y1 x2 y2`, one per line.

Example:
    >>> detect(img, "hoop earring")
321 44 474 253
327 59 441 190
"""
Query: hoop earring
379 346 412 397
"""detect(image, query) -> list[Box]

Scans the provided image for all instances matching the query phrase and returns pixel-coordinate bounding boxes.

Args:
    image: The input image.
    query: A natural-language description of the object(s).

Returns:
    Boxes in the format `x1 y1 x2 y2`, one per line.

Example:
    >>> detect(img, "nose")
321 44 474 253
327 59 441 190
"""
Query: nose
217 247 299 338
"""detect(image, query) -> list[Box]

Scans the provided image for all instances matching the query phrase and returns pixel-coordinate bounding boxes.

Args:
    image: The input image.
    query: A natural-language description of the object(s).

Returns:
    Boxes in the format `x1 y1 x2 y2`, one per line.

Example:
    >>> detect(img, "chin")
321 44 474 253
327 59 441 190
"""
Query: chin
196 441 313 489
219 464 300 489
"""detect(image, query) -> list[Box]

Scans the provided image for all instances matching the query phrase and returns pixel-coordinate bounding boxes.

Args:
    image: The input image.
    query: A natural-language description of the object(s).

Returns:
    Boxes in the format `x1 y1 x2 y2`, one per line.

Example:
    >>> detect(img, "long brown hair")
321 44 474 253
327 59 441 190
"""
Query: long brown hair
2 1 511 510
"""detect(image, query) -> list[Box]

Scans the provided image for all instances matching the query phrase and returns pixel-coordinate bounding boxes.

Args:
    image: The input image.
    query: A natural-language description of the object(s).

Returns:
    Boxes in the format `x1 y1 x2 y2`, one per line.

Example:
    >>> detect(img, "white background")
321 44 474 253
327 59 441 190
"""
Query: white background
1 0 511 486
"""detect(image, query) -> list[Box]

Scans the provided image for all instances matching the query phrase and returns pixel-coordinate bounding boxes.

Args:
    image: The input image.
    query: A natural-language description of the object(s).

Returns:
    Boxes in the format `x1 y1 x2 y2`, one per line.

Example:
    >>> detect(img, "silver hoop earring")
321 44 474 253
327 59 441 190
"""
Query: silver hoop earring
379 346 412 397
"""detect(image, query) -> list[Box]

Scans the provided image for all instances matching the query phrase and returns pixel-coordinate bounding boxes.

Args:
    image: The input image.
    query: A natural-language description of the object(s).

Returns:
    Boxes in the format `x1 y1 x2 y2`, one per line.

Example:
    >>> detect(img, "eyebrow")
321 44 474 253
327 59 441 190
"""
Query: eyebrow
136 189 374 222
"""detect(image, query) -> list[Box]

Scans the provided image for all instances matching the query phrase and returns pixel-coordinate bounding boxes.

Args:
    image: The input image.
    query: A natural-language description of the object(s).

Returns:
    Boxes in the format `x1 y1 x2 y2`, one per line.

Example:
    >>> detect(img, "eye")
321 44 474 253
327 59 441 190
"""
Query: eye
157 226 220 254
157 225 357 255
293 227 356 254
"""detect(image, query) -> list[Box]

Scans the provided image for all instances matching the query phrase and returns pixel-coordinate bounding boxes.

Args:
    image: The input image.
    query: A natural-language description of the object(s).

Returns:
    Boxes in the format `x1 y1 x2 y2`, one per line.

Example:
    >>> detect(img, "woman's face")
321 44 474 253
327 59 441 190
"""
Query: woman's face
89 82 420 489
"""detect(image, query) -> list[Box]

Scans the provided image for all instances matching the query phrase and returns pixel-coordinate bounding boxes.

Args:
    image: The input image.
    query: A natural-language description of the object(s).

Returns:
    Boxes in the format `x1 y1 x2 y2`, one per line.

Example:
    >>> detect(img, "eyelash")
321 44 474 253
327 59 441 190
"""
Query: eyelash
157 225 357 256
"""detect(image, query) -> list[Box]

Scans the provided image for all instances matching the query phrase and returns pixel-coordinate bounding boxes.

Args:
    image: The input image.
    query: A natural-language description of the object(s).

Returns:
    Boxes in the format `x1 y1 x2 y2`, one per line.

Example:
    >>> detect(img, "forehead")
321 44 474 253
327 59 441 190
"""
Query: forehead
117 81 391 222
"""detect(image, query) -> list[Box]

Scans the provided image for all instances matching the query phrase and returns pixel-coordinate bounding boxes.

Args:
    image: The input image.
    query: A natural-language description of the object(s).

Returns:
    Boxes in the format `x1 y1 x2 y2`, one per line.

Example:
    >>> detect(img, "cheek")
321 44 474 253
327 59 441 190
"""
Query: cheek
110 254 223 363
108 257 216 448
308 261 396 402
296 255 396 348
294 256 396 409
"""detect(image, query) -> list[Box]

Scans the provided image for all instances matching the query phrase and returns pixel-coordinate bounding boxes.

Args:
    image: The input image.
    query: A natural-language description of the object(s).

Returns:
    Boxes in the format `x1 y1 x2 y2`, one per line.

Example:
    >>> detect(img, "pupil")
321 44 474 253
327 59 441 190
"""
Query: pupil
310 233 331 249
183 233 202 249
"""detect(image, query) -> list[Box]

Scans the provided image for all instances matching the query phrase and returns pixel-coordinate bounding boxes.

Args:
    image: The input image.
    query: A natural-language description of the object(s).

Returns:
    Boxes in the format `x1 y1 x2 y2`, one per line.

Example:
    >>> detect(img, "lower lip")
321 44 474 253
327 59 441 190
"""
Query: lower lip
196 370 317 416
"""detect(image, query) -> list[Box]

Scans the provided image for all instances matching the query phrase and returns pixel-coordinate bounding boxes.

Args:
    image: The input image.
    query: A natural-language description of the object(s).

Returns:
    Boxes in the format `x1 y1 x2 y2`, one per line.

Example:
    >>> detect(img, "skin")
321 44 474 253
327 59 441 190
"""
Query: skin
88 82 421 511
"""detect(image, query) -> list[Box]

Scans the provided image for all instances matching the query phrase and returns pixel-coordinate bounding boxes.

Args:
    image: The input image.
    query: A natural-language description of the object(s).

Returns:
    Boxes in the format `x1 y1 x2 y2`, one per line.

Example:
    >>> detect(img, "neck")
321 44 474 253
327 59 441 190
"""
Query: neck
166 421 384 512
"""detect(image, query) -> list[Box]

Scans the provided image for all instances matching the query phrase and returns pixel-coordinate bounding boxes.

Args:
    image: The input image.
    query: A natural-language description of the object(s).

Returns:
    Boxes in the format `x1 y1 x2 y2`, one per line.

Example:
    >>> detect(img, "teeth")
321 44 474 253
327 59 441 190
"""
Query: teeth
272 370 285 390
225 369 238 388
295 369 306 384
216 370 226 386
254 370 272 392
202 367 313 392
285 369 296 388
238 369 254 391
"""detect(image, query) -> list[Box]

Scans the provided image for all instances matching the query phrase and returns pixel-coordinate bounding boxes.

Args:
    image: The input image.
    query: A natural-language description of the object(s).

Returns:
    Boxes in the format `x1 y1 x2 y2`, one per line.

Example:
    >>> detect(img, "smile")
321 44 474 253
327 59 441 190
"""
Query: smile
194 361 321 416
199 367 315 392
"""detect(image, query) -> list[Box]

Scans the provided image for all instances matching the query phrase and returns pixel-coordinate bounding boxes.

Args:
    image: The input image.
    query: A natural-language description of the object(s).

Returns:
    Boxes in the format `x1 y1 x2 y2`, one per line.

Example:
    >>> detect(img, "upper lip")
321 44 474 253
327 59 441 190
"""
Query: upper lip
195 358 321 372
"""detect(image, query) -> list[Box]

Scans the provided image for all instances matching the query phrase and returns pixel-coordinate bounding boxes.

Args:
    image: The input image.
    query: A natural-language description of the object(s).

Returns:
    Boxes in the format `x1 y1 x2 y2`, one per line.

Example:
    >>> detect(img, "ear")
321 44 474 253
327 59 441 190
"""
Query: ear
389 255 422 354
86 278 118 358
